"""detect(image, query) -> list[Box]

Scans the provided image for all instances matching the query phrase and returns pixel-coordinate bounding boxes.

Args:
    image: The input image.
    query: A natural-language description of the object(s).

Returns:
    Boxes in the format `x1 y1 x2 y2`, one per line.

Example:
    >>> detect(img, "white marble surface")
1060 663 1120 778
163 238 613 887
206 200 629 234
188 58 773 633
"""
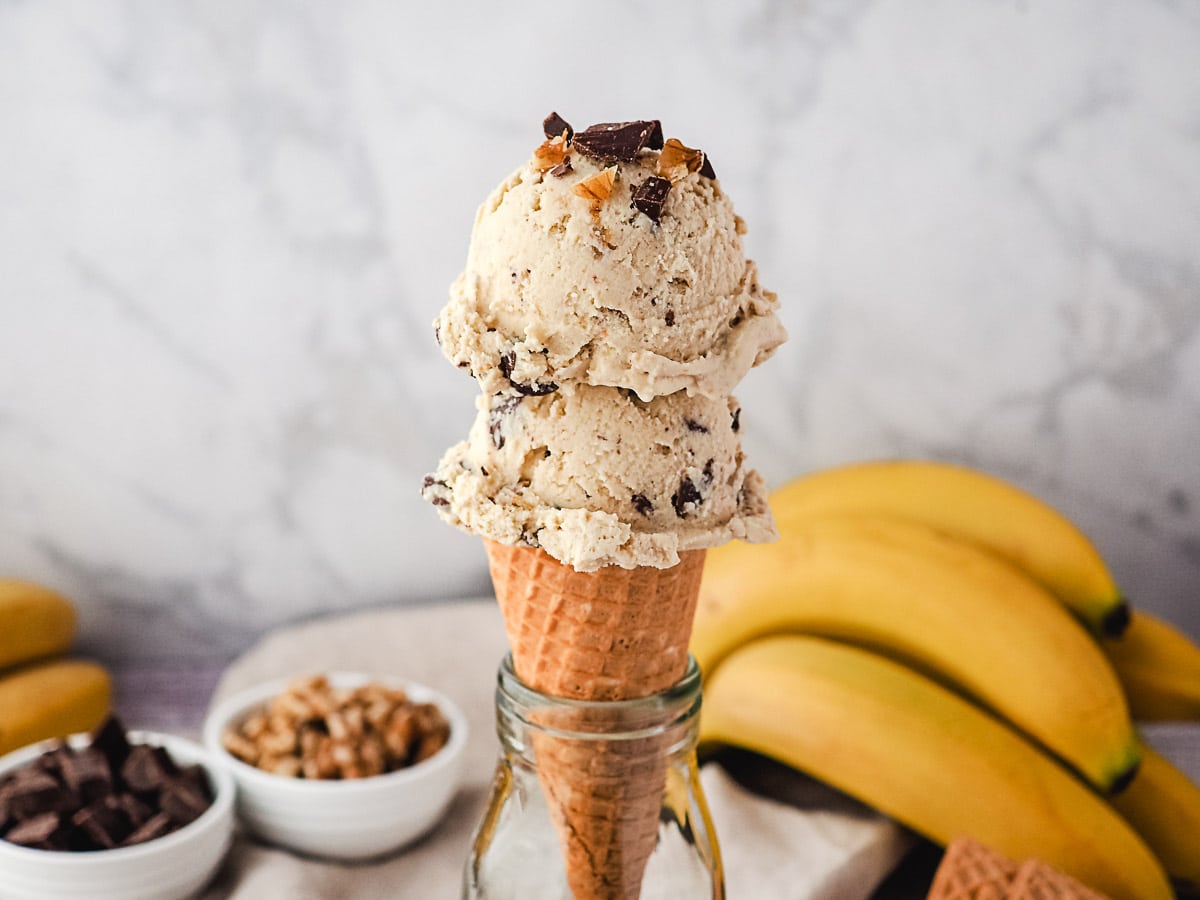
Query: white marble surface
1 0 1198 686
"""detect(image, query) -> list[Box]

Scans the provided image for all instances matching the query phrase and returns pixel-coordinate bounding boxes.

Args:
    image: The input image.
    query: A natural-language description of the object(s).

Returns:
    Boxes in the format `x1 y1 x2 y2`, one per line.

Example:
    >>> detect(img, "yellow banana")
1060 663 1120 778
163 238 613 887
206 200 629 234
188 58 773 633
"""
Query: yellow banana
692 515 1138 793
1103 610 1200 721
0 578 77 671
769 460 1128 636
699 635 1171 900
1111 739 1200 894
0 658 111 755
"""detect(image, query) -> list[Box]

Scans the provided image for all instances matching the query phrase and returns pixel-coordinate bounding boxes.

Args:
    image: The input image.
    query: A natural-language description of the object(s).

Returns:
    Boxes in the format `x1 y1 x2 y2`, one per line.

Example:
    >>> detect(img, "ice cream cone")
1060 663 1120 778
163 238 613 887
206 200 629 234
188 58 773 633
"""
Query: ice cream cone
928 836 1018 900
484 539 706 900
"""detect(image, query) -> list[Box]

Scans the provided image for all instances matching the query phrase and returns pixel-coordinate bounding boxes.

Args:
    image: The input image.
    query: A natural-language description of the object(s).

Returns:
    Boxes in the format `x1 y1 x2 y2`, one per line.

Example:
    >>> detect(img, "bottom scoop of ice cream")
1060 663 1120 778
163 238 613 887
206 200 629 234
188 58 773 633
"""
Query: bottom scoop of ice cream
423 385 776 572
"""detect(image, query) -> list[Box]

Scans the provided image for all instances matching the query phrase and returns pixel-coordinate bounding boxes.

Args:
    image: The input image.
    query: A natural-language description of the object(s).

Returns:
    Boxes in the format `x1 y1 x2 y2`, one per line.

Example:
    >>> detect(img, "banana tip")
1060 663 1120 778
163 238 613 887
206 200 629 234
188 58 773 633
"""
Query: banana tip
1107 756 1140 796
1100 600 1131 638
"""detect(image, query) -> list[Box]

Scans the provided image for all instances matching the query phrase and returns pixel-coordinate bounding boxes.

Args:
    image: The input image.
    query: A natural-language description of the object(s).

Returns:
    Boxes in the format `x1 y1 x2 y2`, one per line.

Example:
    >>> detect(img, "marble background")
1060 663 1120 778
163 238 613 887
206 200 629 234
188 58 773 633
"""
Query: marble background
1 0 1197 724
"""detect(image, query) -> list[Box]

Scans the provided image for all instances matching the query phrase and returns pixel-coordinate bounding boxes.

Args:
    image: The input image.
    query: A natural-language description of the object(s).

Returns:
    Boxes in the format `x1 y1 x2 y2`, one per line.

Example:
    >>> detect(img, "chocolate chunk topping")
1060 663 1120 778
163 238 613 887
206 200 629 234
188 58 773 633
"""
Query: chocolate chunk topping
489 395 523 450
731 406 741 433
700 153 716 179
631 176 671 222
672 476 704 518
631 493 654 516
543 111 573 142
573 120 663 162
549 158 573 177
664 308 675 327
685 418 709 434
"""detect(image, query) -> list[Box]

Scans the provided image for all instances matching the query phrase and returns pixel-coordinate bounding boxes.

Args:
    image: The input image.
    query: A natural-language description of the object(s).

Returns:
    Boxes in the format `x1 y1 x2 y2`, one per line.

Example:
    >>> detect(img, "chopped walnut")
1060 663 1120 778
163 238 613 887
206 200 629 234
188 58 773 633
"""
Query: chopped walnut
534 134 570 172
572 166 618 214
656 138 706 182
222 675 451 780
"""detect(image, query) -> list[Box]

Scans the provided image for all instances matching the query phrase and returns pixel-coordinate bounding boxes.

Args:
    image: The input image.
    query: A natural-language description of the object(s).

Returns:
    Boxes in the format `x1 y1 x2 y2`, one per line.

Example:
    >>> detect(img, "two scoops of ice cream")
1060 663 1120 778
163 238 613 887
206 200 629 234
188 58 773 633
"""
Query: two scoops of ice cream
423 113 785 898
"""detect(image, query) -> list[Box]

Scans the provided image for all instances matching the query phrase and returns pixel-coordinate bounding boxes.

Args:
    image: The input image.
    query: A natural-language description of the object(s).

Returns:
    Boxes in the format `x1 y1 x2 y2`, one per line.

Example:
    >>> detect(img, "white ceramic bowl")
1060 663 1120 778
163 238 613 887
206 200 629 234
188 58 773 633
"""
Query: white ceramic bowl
202 672 468 861
0 731 235 900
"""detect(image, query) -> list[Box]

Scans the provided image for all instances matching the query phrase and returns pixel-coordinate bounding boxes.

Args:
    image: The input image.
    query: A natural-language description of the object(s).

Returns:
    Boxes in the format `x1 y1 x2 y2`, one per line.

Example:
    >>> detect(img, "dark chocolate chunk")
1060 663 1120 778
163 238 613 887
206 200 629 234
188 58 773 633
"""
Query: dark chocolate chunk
175 765 212 802
90 717 132 774
0 781 13 828
489 395 523 450
121 745 171 795
549 158 573 177
4 811 63 848
631 493 654 516
421 475 451 507
664 308 675 327
160 782 209 828
113 792 152 828
699 152 716 179
499 351 559 396
123 811 172 847
498 350 515 380
684 418 708 434
731 406 741 433
61 747 112 804
71 801 128 850
7 768 67 819
672 475 704 518
631 176 671 222
543 111 573 142
573 120 663 162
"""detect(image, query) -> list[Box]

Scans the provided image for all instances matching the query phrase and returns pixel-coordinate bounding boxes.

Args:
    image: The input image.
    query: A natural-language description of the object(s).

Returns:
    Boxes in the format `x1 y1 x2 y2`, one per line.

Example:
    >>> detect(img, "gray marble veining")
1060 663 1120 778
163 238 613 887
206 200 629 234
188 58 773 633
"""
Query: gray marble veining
1 0 1197 687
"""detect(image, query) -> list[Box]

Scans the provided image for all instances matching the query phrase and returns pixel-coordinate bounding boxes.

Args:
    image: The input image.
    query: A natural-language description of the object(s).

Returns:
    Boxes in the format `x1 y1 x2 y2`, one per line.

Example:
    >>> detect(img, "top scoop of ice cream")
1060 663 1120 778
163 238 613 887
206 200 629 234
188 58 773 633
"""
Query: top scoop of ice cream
435 119 786 401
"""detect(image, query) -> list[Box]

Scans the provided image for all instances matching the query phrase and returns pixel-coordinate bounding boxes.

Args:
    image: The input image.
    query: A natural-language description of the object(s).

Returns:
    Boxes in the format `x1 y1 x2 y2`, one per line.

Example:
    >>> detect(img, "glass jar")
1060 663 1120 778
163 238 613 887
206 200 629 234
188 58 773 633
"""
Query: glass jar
463 654 723 900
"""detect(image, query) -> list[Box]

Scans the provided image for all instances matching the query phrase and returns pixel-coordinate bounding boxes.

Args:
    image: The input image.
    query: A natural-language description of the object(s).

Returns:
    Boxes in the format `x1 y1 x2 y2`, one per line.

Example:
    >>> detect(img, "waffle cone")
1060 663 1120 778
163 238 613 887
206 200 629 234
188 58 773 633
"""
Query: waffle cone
1007 858 1107 899
484 540 707 900
928 838 1109 900
928 837 1018 900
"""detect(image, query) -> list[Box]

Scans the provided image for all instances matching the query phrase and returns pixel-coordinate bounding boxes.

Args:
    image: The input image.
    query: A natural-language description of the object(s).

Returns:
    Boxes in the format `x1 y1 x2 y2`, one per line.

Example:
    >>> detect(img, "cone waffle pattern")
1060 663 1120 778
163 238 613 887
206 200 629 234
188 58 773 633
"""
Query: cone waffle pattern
485 540 706 900
929 837 1110 900
928 837 1018 900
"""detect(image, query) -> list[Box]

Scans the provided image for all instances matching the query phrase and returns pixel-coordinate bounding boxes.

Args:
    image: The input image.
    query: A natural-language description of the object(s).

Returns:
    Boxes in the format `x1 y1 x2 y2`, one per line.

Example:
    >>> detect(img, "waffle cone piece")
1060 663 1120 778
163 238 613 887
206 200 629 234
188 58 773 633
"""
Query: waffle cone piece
928 837 1019 900
485 539 707 900
928 837 1109 900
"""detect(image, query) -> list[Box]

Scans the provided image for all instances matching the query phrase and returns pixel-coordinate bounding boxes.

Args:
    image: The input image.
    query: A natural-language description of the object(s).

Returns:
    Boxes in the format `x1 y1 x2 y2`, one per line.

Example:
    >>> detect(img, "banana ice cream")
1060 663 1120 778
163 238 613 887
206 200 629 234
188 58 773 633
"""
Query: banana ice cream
434 119 785 402
424 386 774 571
425 114 784 572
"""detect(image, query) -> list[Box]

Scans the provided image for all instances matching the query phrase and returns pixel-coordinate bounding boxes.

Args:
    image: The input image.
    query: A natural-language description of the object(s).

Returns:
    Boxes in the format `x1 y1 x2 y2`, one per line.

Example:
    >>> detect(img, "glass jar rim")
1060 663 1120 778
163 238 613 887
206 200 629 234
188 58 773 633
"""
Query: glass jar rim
495 653 702 741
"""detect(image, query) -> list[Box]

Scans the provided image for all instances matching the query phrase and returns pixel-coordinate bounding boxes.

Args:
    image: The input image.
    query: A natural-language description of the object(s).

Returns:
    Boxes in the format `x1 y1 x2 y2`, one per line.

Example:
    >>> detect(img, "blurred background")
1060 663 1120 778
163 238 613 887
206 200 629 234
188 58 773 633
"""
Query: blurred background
1 0 1197 728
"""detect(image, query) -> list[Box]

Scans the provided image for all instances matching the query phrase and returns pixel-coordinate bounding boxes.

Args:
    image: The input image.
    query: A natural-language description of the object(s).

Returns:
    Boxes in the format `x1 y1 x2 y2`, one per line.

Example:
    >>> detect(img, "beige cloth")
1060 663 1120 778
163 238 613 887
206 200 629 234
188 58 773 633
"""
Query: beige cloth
198 600 914 899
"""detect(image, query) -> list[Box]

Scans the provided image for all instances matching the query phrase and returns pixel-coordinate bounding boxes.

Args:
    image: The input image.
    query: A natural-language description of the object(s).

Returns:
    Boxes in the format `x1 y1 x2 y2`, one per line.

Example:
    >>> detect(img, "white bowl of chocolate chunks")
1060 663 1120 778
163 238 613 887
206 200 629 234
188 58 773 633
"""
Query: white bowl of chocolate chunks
0 717 235 900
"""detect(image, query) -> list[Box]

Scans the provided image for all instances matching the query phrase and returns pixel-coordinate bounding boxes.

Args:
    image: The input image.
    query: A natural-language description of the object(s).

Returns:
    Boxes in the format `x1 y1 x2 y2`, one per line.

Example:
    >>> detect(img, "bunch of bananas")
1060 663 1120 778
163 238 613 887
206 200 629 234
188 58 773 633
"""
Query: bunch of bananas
693 459 1200 900
0 579 111 756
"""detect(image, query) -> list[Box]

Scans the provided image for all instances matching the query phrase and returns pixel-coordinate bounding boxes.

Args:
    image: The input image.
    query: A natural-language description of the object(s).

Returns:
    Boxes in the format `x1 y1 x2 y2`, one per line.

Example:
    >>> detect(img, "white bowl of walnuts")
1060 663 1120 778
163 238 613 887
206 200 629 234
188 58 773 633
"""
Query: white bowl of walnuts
202 672 467 861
